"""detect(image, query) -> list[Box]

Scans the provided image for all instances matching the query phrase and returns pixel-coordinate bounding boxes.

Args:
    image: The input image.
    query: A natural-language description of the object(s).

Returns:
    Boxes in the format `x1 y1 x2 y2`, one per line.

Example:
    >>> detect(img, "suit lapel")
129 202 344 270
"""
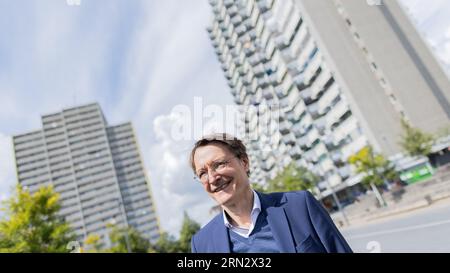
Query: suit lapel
213 217 231 253
258 192 296 253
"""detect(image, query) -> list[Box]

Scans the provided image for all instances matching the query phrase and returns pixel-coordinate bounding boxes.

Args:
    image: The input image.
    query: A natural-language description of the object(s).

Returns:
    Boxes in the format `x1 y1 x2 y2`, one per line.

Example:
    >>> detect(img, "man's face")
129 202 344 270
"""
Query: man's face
193 143 250 206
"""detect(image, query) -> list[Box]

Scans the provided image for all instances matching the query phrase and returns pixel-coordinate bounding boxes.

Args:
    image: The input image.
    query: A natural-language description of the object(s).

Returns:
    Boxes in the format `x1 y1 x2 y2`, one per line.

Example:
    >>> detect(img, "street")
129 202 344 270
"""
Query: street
340 199 450 253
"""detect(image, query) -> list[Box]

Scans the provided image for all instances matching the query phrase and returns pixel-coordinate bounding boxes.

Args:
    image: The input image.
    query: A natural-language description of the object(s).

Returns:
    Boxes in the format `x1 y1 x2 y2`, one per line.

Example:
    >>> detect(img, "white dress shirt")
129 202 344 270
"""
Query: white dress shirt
222 190 261 238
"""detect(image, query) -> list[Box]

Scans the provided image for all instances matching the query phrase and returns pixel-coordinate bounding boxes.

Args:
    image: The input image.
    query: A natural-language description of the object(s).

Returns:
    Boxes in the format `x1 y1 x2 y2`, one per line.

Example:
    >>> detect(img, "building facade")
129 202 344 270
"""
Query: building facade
12 103 160 247
207 0 450 203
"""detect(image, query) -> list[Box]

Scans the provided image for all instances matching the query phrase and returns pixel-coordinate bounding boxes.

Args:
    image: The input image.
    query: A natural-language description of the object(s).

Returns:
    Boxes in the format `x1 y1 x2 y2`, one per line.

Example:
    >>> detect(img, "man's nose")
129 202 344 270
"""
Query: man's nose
206 168 220 184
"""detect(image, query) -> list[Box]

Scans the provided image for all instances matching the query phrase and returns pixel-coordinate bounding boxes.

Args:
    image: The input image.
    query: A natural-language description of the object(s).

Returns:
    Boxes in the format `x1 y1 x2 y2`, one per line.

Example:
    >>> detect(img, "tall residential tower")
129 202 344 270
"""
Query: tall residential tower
13 103 160 247
207 0 450 202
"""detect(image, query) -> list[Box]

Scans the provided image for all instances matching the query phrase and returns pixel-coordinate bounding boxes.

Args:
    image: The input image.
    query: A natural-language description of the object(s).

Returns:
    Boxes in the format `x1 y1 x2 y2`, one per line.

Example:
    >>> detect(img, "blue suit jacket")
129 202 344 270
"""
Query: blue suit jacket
191 190 352 253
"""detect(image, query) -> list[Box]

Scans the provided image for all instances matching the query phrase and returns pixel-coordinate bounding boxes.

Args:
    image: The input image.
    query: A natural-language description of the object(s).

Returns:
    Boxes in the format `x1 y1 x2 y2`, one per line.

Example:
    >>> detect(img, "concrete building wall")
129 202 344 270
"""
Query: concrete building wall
296 0 450 155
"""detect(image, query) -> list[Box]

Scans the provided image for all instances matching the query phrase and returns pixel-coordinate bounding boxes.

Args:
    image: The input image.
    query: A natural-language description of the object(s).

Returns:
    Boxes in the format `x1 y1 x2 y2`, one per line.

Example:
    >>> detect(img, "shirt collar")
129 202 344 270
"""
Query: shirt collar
222 189 261 229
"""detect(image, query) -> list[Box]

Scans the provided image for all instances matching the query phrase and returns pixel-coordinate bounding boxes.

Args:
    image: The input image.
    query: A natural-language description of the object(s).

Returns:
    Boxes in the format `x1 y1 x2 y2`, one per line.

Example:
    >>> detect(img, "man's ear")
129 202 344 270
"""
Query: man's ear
242 157 249 172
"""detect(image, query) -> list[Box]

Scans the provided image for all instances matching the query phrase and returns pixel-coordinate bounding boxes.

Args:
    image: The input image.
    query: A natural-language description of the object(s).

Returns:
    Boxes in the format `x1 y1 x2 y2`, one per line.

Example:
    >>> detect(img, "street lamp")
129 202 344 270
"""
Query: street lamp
325 180 349 226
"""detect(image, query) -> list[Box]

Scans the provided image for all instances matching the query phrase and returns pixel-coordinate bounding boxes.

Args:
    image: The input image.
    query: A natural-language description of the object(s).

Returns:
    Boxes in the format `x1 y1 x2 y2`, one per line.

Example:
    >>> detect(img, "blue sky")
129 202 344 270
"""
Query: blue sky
0 0 449 237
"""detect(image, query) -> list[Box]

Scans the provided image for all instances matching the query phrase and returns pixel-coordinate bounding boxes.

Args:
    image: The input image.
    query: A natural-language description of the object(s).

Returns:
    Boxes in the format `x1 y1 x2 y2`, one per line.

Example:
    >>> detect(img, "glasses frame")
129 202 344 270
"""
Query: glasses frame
194 156 238 184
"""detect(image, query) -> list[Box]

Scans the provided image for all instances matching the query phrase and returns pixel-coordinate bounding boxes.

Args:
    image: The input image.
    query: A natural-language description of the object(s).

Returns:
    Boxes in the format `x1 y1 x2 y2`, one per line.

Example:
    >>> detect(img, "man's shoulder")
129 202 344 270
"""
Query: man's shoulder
259 190 313 204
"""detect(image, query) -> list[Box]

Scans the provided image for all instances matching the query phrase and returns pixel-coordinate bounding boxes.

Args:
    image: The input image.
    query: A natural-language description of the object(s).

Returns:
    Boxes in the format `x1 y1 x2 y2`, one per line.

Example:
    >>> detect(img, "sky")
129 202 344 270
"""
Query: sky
0 0 449 237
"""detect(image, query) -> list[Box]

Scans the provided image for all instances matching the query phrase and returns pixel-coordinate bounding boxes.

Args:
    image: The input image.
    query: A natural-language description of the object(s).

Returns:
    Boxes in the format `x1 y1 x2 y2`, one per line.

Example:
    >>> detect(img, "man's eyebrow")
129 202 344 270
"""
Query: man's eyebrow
196 167 205 174
195 157 227 173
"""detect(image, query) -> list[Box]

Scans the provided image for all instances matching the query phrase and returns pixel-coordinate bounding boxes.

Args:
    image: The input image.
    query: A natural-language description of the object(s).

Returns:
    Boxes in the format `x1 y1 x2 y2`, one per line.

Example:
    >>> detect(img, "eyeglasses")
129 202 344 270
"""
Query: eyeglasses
194 156 237 184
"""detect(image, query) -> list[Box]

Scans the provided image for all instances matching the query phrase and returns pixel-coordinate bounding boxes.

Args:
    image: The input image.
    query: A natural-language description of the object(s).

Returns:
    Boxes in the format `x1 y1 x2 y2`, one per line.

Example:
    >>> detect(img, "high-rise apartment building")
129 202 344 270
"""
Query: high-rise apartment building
207 0 450 203
12 103 160 247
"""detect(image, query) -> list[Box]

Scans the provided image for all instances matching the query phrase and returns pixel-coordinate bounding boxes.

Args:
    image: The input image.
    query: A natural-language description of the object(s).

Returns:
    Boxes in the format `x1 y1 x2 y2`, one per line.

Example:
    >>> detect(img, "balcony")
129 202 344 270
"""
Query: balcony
332 116 357 146
327 173 342 188
228 5 238 16
280 86 300 111
310 68 332 100
226 33 238 48
286 101 306 123
253 63 265 76
274 76 293 99
297 38 315 70
282 132 296 146
289 118 299 134
279 120 291 135
330 149 342 161
307 101 319 117
337 165 351 179
267 17 282 34
326 99 350 128
319 157 335 174
258 0 274 12
318 82 339 115
303 148 318 163
235 24 247 36
262 156 276 171
238 0 252 19
224 0 233 7
298 113 312 132
307 126 321 145
262 87 274 100
341 135 368 161
300 87 312 101
231 14 243 26
289 146 302 160
252 88 263 105
303 54 322 84
275 33 290 48
257 75 270 87
249 53 262 66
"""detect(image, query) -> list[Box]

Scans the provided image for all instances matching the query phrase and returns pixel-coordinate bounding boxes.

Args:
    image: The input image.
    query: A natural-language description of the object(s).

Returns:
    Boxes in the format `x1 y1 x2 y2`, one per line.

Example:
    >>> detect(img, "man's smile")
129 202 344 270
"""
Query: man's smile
213 178 233 193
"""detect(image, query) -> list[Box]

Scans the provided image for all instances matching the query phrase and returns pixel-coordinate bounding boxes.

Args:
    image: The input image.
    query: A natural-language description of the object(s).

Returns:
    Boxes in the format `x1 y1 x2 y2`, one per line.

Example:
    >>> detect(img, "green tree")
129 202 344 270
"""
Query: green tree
154 232 180 253
83 234 103 253
399 118 435 157
178 212 200 253
348 146 397 206
0 185 75 253
262 163 318 193
107 225 154 253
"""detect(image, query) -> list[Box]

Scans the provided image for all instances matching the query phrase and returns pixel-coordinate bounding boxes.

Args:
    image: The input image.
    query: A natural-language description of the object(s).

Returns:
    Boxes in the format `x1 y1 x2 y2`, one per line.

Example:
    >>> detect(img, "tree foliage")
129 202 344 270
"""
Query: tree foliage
154 212 200 253
348 146 397 187
399 118 435 157
255 163 318 193
108 225 153 253
0 186 202 253
178 212 200 253
0 185 75 253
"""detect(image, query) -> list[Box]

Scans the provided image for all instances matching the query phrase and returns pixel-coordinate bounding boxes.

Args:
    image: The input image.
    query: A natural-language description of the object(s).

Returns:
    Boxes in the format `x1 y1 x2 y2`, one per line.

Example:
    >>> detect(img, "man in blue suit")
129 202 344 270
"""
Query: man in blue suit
189 133 352 253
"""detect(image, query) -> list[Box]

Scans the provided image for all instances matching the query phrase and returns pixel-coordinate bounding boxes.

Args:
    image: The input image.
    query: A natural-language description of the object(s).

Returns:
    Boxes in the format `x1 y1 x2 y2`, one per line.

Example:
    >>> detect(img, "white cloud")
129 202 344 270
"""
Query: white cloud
0 1 123 133
146 96 248 236
95 0 234 236
438 26 450 69
147 112 216 237
399 0 450 73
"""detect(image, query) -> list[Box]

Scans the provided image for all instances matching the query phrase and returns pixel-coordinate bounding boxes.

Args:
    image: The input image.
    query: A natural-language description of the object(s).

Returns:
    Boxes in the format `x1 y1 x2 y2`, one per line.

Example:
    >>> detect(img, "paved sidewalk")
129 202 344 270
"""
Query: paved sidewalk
338 195 450 230
330 166 450 229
